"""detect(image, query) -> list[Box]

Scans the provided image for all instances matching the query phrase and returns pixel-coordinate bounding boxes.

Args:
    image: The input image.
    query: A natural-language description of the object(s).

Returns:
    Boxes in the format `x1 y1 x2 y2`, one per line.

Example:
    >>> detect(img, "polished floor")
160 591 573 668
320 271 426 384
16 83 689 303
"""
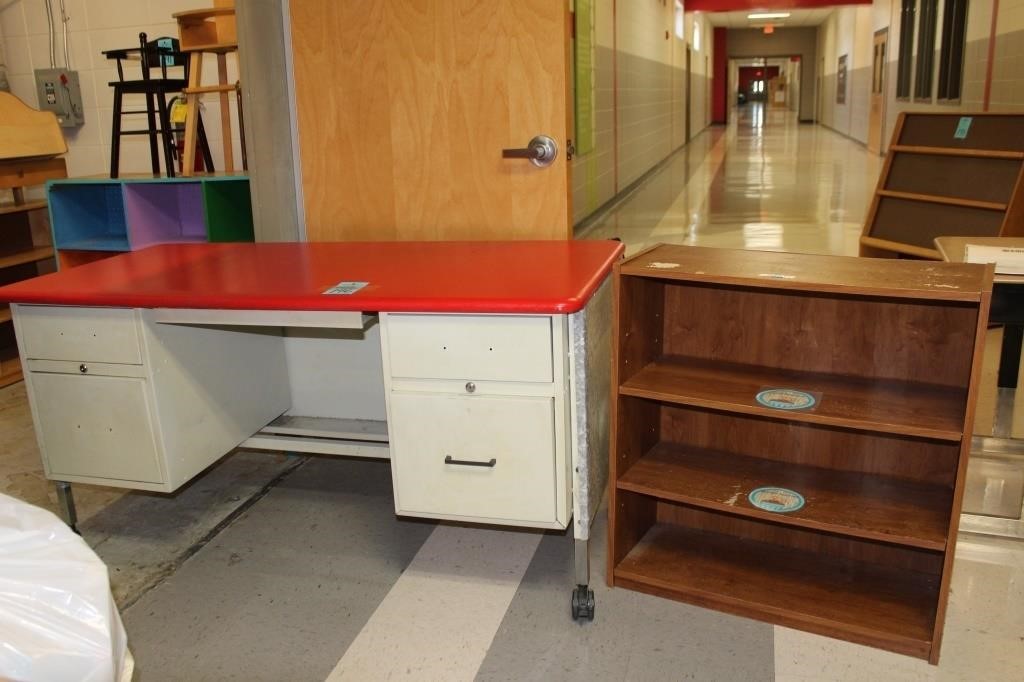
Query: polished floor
2 105 1023 681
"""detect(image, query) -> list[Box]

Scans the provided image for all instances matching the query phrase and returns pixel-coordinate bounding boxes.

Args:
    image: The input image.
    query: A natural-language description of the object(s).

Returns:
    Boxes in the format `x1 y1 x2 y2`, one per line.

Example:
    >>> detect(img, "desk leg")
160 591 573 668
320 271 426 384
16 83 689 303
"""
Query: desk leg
999 325 1024 389
571 539 595 621
55 481 78 534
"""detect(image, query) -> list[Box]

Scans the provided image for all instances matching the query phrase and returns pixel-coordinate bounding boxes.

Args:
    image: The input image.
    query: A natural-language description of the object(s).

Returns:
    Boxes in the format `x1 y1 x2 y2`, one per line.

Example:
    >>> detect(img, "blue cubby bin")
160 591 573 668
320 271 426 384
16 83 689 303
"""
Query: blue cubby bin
48 181 131 251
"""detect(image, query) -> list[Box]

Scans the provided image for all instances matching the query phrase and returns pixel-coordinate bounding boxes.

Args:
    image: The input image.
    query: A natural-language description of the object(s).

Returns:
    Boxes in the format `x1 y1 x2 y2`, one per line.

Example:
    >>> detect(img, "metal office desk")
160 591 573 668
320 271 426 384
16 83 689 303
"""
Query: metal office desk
935 236 1024 538
0 240 623 619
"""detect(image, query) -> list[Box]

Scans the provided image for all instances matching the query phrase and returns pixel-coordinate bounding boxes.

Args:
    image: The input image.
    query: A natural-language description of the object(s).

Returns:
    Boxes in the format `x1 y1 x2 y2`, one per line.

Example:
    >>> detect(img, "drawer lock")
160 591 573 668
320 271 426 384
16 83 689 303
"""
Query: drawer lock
444 455 496 468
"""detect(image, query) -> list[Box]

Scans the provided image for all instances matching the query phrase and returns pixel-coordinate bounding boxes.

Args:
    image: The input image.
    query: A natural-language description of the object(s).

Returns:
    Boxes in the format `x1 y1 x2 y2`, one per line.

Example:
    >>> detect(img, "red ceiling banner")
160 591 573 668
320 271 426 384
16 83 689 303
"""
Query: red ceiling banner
687 0 870 10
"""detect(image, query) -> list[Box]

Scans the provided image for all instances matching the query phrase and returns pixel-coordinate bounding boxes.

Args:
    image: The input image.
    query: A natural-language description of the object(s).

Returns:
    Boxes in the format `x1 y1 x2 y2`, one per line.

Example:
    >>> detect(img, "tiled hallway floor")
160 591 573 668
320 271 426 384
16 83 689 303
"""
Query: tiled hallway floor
3 107 1023 680
581 105 881 258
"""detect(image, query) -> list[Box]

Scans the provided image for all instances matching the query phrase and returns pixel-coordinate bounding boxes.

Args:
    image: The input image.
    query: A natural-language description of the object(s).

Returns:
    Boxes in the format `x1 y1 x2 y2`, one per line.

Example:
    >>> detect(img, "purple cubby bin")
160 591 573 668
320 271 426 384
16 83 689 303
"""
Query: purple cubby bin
123 182 208 250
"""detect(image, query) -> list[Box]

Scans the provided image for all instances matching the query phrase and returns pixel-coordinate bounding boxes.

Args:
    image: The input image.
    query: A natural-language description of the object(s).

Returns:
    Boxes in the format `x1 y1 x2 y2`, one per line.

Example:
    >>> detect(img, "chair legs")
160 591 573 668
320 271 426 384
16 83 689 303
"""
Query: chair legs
154 93 177 177
110 89 123 178
197 115 214 173
144 91 160 175
110 87 193 178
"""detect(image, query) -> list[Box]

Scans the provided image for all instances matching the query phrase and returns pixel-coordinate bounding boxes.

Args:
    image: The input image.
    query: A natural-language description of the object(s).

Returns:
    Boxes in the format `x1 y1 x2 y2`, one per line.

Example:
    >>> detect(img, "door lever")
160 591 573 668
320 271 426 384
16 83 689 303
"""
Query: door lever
502 135 558 168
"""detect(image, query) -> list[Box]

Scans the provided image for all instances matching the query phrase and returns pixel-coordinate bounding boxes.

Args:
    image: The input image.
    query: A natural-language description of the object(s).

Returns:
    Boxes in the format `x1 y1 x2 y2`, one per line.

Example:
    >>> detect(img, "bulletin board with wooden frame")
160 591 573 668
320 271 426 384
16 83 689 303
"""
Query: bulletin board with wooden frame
859 112 1024 260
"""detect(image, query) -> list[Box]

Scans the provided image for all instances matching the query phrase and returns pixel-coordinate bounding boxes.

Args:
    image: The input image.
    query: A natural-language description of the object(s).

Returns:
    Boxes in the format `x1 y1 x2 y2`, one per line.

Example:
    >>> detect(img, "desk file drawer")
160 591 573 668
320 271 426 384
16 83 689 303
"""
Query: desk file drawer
30 372 163 483
17 306 142 364
389 392 557 524
385 314 553 382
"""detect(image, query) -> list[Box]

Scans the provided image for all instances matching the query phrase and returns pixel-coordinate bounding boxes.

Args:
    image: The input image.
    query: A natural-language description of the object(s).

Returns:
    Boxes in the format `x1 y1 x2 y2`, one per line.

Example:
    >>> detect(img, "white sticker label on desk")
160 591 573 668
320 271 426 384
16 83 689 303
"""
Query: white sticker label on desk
323 281 369 295
965 245 1024 275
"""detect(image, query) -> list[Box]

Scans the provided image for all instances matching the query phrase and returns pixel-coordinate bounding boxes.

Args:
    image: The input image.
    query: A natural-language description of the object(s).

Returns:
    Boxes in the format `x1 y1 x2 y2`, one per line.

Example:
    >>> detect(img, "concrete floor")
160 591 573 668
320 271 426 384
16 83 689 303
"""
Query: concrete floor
2 105 1023 680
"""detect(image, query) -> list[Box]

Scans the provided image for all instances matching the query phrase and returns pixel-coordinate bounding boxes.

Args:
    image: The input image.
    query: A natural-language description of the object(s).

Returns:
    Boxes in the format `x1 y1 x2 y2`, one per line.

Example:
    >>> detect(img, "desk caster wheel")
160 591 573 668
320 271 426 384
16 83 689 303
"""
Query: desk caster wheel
571 584 595 621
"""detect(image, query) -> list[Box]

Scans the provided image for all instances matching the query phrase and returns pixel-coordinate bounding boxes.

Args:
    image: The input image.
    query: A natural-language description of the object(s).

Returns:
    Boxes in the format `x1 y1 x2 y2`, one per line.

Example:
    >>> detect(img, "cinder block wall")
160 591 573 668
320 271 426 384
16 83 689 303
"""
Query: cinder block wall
571 1 714 225
0 0 241 177
817 0 1016 150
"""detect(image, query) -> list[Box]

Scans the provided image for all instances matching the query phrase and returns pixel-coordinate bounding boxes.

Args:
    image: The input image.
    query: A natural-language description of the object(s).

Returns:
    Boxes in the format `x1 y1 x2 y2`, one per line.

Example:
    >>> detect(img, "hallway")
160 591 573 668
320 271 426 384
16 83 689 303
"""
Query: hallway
2 112 1024 680
581 103 884 258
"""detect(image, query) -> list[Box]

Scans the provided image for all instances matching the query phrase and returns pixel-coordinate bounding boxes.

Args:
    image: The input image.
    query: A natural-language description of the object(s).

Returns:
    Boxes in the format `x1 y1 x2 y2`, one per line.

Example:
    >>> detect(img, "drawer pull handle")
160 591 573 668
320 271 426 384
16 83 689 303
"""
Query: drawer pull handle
465 381 476 393
79 364 88 374
444 455 496 468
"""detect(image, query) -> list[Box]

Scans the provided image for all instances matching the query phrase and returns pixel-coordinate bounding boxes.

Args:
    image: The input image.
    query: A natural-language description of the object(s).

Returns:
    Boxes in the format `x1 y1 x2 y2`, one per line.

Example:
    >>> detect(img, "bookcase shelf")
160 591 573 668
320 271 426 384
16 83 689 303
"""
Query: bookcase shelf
47 175 254 267
861 113 1024 259
620 356 967 441
609 244 992 665
617 437 952 550
614 521 939 659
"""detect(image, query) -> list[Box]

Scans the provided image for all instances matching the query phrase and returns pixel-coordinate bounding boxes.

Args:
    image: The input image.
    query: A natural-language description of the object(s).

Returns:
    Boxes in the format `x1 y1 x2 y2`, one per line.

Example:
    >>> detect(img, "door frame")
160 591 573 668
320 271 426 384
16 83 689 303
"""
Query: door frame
867 28 889 155
685 47 692 142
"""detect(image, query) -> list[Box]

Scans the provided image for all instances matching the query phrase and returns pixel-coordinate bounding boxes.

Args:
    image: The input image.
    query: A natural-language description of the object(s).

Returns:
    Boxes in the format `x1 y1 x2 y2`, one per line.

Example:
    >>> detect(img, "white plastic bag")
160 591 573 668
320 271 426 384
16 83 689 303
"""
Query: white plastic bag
0 493 131 682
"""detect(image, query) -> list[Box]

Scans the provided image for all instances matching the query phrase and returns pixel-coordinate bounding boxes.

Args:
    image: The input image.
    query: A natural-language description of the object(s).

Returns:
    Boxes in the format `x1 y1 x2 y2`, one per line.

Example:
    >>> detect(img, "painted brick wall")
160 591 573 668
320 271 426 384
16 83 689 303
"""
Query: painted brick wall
0 0 241 178
816 6 872 142
816 1 998 149
572 1 713 225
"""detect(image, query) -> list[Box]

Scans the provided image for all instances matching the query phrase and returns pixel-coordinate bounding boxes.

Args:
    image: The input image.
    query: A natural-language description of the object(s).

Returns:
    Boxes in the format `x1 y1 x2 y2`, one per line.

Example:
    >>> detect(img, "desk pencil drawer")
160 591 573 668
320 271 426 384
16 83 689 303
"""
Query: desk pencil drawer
17 306 142 364
385 314 553 383
30 372 163 483
389 392 557 524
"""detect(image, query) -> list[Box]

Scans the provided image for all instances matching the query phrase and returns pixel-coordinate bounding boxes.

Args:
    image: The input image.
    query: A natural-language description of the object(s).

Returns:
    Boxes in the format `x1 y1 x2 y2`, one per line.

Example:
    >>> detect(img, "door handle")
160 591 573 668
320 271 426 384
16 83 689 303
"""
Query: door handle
502 135 558 168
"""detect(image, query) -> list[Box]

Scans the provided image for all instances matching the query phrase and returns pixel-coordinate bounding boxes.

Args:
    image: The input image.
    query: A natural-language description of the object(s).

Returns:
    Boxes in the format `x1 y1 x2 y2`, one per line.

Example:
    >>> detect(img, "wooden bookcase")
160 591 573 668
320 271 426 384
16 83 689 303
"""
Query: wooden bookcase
0 93 67 387
608 244 992 664
861 112 1024 259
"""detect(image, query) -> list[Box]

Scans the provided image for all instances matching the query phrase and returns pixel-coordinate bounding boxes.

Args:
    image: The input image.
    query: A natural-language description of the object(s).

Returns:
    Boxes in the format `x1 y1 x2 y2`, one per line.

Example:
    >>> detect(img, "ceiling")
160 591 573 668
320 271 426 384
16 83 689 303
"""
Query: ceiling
704 8 836 28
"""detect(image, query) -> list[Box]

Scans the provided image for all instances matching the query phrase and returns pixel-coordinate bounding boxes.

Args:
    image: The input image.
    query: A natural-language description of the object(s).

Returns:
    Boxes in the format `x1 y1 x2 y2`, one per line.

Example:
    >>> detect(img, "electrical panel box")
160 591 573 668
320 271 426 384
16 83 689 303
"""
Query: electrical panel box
34 68 84 128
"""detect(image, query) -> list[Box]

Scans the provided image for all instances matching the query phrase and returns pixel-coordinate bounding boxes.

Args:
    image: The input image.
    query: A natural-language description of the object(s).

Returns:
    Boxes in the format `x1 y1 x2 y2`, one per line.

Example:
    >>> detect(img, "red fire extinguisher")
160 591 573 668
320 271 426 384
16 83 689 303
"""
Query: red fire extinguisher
169 97 204 173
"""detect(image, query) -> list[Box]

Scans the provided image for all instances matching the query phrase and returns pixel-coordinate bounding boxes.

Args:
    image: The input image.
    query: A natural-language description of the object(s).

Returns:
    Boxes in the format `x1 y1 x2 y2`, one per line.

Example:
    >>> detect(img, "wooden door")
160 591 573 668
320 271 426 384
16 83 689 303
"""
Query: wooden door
867 29 888 155
289 1 572 241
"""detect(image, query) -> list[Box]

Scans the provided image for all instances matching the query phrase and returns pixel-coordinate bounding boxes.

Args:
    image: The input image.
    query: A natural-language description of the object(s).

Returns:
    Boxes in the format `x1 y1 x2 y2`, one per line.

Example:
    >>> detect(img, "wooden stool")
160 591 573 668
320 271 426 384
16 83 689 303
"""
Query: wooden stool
173 2 245 177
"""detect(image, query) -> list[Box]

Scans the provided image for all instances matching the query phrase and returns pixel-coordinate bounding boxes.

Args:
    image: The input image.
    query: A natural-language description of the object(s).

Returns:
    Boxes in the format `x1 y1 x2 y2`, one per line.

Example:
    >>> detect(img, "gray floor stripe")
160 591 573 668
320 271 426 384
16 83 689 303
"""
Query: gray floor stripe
326 525 542 681
122 458 434 682
476 508 775 682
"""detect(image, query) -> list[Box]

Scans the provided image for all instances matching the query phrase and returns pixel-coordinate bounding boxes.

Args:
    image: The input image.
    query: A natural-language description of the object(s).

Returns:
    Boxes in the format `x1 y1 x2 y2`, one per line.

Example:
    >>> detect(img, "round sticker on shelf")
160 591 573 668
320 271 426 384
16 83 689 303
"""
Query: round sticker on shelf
755 388 816 410
748 487 805 513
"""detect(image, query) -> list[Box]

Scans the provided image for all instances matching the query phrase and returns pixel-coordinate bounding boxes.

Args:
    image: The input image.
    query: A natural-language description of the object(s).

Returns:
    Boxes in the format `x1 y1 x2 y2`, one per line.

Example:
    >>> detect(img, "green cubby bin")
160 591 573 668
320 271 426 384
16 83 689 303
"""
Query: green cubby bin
202 178 255 243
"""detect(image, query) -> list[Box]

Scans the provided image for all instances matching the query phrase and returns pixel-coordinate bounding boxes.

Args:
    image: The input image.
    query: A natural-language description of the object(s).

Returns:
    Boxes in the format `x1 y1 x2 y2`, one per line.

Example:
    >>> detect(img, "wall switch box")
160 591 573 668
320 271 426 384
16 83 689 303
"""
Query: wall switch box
34 68 84 128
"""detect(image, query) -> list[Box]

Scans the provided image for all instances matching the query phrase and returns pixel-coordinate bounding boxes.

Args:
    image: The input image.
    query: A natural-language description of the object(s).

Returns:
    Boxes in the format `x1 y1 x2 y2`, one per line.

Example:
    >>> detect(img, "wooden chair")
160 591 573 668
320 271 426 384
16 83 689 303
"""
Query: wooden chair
173 1 246 177
104 32 214 177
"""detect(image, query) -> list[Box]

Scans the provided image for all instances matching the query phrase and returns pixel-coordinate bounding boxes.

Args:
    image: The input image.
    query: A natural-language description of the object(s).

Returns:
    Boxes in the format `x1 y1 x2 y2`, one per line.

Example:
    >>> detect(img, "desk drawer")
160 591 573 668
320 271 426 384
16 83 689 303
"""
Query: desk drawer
17 306 142 364
389 392 556 524
385 314 552 383
30 372 163 484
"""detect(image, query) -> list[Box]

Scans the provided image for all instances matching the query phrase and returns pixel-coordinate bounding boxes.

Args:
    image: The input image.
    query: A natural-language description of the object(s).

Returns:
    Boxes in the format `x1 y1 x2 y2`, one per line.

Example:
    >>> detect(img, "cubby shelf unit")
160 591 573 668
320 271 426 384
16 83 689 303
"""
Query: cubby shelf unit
47 175 254 267
608 244 993 665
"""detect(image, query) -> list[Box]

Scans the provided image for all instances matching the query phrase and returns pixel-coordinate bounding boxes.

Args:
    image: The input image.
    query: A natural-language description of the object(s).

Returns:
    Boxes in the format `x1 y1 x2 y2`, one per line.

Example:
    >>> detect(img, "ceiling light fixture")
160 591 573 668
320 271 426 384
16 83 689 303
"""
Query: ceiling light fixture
748 12 791 20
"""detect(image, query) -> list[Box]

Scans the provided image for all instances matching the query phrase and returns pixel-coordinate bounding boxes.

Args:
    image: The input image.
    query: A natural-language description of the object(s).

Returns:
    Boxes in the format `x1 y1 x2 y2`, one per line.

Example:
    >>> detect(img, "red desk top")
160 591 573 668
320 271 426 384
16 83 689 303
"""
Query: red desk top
0 241 624 314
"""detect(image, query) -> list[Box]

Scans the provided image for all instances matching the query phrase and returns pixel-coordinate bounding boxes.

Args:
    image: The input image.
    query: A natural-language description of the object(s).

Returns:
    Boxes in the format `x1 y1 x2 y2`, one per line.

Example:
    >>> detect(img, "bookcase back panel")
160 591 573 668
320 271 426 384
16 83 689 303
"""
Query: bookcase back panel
612 490 657 566
655 402 960 485
616 276 665 384
898 114 1024 151
655 502 944 575
871 198 1004 248
614 395 660 474
661 284 977 387
885 154 1020 204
